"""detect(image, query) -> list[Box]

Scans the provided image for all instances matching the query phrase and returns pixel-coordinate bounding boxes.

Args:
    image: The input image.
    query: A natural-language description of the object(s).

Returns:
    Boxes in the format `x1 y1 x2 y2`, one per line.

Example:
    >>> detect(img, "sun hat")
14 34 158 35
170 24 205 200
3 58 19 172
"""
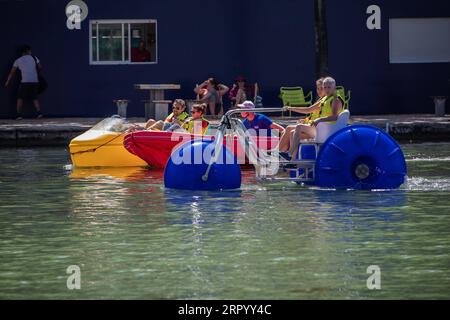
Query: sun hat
236 101 255 109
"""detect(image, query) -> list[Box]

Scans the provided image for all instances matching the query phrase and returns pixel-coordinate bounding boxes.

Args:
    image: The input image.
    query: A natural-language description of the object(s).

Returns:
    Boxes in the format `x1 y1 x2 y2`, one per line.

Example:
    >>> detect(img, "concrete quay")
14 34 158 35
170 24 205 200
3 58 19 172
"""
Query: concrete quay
0 114 449 147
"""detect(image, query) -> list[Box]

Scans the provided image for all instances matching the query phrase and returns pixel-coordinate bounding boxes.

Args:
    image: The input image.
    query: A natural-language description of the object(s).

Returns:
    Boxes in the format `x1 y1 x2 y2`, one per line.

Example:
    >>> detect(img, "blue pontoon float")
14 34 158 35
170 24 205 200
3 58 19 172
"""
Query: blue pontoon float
164 108 407 191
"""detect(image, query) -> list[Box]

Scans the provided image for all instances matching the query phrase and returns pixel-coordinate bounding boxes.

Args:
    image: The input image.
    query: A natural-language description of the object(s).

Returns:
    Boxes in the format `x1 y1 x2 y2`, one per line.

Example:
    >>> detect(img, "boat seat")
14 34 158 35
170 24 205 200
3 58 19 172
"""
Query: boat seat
296 110 350 159
312 110 350 144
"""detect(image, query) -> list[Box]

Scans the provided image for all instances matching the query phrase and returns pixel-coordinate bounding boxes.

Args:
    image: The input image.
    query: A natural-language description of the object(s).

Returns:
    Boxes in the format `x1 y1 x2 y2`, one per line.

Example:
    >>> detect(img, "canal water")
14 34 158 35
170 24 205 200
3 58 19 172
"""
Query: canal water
0 143 449 299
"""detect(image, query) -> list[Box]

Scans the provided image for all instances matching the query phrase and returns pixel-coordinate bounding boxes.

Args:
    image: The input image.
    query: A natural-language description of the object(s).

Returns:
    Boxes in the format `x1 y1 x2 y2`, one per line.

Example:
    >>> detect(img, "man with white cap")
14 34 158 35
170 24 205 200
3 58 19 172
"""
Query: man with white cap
237 101 285 137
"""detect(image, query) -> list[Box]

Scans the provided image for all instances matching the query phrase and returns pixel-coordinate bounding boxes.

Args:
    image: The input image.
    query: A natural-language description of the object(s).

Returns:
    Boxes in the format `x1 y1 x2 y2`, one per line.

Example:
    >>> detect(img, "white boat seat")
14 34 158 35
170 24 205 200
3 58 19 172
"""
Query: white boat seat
296 110 350 159
304 110 351 144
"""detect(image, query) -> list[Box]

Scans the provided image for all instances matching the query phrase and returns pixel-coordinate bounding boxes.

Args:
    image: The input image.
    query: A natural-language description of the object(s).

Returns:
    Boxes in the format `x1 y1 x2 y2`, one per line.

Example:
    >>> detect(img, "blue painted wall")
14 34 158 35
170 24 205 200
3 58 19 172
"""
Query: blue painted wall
327 0 450 114
0 0 449 118
241 0 316 110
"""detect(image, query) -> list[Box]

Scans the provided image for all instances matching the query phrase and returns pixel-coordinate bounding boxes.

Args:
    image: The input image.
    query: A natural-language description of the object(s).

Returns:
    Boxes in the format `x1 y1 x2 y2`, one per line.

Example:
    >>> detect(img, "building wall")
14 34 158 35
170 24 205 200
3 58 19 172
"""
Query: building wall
0 0 316 118
1 0 245 117
327 0 450 115
0 0 449 118
241 0 316 109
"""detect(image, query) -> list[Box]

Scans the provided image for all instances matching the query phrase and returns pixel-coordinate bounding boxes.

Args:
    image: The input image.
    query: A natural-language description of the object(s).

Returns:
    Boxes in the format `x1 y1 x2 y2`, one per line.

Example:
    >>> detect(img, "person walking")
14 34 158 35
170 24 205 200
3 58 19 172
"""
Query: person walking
5 45 44 119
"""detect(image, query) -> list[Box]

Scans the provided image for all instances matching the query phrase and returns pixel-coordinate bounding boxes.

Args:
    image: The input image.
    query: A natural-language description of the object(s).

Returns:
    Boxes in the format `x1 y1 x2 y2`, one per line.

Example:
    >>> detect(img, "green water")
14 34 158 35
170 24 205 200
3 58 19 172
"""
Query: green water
0 144 449 299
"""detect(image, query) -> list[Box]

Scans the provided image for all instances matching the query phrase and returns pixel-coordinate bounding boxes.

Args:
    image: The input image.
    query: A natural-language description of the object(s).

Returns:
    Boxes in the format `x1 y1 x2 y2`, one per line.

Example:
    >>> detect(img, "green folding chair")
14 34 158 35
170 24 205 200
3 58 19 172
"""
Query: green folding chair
279 87 313 117
336 86 351 111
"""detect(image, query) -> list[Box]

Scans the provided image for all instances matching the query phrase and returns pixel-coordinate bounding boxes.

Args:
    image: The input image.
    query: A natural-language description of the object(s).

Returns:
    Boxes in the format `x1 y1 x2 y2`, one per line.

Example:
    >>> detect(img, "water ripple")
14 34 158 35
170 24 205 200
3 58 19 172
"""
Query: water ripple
0 145 449 299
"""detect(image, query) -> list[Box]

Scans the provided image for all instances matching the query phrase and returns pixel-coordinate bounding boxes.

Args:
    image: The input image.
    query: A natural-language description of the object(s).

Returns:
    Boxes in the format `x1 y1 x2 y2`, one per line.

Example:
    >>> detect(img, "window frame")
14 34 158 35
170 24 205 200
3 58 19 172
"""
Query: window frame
89 19 158 65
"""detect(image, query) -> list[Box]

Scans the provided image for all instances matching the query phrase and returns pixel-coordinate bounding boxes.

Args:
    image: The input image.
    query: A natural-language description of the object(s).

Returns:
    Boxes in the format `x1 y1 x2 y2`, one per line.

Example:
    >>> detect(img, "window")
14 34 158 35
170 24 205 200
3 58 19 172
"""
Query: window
90 19 157 64
389 18 450 64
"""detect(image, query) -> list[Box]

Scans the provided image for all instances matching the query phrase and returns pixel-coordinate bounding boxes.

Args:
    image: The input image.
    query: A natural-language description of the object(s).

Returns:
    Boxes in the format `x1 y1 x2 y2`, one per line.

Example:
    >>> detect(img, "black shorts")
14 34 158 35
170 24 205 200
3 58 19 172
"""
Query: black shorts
18 83 38 100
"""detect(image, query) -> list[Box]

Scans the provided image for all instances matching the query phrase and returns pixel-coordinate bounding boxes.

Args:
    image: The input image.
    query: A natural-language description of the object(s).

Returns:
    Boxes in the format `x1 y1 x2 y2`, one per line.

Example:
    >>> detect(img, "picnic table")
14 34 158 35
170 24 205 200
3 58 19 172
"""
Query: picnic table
134 84 181 120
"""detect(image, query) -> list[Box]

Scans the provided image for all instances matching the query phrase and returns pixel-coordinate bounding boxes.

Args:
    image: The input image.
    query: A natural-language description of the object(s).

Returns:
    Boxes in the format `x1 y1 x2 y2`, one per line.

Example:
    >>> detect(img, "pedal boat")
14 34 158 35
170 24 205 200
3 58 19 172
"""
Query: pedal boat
69 117 147 168
124 130 279 169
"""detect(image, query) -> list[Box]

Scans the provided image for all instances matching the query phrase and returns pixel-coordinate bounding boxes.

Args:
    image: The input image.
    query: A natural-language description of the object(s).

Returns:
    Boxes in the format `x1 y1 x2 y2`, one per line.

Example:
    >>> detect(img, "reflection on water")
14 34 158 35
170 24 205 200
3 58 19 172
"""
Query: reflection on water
0 143 449 299
164 189 244 225
69 167 153 181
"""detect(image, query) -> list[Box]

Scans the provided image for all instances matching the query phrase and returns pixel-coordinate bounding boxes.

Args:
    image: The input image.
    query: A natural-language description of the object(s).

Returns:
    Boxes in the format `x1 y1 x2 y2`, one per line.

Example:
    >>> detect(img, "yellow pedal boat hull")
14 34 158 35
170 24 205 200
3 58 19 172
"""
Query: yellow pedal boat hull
69 129 147 168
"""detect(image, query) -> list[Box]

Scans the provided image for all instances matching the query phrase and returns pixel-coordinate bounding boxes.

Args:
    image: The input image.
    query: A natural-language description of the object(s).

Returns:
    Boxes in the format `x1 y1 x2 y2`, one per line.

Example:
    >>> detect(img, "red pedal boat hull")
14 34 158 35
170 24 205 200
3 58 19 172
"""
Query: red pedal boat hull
124 131 278 169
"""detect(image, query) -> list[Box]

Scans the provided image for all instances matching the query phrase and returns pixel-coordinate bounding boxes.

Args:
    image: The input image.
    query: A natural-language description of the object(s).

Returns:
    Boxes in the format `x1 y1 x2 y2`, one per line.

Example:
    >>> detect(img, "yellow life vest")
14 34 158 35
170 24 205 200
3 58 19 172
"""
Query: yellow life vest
305 96 327 124
182 117 210 134
306 94 344 125
164 111 189 124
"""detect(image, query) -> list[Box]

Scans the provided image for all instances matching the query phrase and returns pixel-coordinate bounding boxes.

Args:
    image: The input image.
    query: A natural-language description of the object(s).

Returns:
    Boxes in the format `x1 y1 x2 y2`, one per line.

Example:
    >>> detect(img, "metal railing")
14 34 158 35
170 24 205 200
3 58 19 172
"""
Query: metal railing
200 107 318 185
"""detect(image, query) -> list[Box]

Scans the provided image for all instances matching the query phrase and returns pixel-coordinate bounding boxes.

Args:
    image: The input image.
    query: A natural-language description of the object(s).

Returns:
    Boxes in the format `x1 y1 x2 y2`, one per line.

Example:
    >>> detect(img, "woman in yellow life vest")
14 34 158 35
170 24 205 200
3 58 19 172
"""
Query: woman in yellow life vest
181 103 210 135
278 78 326 153
287 77 344 160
